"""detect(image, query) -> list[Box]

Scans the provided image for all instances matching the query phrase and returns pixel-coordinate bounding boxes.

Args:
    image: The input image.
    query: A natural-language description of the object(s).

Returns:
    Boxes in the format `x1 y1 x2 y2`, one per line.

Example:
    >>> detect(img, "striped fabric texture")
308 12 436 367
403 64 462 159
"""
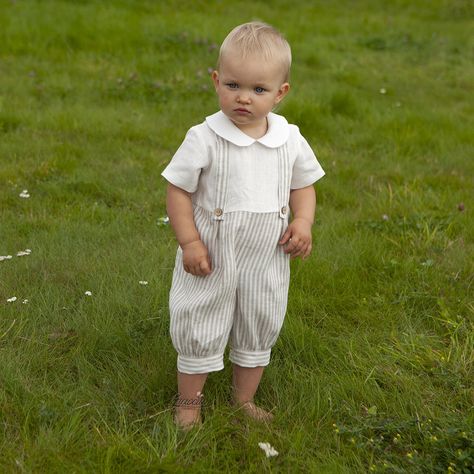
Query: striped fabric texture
169 137 292 374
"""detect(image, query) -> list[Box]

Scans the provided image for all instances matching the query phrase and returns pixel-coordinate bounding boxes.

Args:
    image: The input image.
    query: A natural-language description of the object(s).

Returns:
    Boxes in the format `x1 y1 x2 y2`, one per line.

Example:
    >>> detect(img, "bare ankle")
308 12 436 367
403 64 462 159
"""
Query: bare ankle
232 396 253 406
175 391 204 409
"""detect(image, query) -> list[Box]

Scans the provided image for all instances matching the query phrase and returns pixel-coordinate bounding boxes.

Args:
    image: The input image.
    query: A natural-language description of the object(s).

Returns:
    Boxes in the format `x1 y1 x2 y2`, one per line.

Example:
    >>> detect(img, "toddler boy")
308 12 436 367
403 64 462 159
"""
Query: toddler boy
162 21 325 430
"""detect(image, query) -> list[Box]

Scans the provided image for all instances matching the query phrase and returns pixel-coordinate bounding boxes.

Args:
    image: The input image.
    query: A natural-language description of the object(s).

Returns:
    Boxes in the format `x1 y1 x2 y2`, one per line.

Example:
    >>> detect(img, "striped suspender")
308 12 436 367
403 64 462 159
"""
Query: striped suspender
278 143 291 219
213 136 229 221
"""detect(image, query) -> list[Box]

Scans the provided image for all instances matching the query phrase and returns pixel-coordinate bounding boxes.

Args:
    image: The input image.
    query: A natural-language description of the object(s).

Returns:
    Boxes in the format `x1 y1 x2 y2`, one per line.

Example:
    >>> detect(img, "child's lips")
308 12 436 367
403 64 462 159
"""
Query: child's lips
234 108 251 114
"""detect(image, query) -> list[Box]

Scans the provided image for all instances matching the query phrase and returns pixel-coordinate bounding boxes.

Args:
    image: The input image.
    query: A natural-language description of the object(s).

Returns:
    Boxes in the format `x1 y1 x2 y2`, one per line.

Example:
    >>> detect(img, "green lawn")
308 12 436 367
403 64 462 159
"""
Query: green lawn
0 0 473 472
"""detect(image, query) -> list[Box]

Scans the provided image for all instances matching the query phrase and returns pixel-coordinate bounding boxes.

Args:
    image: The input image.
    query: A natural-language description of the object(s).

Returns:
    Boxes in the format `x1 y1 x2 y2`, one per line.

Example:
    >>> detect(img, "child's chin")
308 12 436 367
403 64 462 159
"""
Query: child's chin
229 117 251 126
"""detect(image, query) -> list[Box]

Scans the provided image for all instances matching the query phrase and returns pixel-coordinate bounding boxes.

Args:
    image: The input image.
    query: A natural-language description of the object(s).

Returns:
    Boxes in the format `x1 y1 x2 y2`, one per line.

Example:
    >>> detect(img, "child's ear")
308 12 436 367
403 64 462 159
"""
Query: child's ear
275 82 290 104
211 70 219 90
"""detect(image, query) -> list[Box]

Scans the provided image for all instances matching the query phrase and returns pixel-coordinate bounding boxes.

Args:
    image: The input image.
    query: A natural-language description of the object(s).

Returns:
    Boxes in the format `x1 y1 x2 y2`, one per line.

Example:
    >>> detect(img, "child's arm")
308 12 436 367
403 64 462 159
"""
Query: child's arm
166 183 212 276
278 185 316 260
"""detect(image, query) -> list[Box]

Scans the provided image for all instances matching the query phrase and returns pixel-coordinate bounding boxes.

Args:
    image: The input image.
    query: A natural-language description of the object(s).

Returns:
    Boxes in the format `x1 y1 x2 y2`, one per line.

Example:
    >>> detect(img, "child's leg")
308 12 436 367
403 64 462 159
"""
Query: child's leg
231 364 274 422
232 364 264 403
174 371 208 429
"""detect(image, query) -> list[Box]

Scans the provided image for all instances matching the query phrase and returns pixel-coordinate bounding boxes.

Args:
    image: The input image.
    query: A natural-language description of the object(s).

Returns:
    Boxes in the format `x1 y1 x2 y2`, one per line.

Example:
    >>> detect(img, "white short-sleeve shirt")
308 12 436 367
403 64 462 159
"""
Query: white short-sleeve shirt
161 110 325 213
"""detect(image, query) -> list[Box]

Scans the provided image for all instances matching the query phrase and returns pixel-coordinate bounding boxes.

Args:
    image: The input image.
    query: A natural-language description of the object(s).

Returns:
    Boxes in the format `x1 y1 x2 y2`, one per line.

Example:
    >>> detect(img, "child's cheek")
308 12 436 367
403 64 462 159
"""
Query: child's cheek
220 94 233 108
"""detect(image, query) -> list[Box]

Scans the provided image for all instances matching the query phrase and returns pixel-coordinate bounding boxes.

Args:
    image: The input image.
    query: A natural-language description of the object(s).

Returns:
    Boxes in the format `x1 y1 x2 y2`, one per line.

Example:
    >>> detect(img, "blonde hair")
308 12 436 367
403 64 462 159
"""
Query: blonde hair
217 22 292 82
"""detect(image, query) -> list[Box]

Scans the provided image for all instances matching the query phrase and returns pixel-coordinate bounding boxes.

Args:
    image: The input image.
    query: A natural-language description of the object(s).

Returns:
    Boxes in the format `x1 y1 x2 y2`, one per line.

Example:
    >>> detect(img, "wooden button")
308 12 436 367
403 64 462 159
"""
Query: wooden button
281 206 287 215
214 208 223 216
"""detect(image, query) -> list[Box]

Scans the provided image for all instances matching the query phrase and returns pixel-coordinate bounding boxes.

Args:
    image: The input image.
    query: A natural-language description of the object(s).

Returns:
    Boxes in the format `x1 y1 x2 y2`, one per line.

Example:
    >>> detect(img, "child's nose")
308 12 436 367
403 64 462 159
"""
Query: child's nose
237 93 251 104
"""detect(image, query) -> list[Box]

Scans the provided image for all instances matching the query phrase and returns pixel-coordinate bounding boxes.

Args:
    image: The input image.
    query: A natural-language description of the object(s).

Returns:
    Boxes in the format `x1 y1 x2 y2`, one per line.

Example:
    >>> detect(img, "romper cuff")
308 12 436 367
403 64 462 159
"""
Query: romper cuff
229 348 272 367
177 352 224 374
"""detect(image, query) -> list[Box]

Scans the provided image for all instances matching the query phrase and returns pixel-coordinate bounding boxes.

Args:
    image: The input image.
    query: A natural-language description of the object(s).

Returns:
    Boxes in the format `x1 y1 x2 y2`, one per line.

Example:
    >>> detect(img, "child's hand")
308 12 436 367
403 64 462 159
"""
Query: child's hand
182 240 212 276
278 217 313 260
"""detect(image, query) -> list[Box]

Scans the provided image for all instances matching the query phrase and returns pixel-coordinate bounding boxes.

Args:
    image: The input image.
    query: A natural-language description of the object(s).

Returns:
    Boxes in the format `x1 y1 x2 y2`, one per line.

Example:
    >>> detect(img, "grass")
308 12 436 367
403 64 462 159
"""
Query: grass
0 0 473 472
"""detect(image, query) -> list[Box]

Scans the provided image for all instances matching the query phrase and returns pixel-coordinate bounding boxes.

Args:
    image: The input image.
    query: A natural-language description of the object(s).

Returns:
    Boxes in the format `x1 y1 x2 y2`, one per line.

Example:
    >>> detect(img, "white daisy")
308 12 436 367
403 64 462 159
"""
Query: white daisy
7 296 17 303
19 190 30 198
258 442 279 458
139 281 148 285
85 291 92 296
17 249 32 257
0 255 13 262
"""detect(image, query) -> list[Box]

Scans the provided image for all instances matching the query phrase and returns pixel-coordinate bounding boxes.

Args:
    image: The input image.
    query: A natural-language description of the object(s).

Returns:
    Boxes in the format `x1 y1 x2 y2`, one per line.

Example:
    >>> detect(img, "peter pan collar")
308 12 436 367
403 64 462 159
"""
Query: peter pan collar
205 110 289 148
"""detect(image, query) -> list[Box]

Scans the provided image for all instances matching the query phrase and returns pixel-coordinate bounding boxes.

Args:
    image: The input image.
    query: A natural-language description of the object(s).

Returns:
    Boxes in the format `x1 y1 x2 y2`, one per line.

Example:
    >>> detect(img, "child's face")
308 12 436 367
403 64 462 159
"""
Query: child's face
211 52 290 135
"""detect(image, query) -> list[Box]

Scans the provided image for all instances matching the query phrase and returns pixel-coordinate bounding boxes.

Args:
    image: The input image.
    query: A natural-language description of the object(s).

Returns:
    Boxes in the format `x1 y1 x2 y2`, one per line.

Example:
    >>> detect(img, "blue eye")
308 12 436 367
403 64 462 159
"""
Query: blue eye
226 83 238 89
255 87 265 94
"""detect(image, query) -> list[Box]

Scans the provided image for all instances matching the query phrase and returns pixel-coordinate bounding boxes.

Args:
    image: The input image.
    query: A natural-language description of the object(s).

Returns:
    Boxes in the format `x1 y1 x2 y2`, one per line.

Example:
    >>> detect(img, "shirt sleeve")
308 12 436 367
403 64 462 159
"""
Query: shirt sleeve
161 126 209 193
290 128 325 189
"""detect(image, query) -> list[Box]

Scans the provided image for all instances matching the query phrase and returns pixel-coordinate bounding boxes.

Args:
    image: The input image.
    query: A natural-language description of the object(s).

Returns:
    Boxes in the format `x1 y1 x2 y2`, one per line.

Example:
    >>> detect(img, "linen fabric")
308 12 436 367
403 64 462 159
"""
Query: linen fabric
161 110 325 214
162 111 325 374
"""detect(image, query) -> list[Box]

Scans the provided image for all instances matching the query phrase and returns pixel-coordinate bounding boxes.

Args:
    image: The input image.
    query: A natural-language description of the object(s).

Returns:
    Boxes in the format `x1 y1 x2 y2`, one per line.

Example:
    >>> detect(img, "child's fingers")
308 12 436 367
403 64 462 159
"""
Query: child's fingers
199 259 212 275
184 261 200 275
183 262 206 276
192 264 204 276
279 227 292 245
290 245 304 259
284 235 300 254
289 240 310 259
302 243 312 259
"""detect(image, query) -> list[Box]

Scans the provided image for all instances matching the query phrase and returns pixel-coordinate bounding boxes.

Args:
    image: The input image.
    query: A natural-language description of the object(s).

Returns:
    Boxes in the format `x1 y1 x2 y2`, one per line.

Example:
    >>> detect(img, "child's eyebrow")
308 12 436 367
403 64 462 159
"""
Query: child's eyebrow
222 78 272 87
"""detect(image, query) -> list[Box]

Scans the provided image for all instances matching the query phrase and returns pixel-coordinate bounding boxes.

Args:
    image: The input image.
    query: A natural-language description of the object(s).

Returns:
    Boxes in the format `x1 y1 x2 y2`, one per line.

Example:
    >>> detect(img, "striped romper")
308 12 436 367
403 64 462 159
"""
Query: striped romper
162 111 325 374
